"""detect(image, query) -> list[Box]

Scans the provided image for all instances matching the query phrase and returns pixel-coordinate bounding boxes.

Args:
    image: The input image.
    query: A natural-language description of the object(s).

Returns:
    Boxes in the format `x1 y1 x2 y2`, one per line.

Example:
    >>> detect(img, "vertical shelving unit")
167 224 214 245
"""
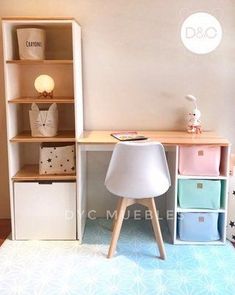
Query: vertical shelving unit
166 145 230 245
2 18 84 240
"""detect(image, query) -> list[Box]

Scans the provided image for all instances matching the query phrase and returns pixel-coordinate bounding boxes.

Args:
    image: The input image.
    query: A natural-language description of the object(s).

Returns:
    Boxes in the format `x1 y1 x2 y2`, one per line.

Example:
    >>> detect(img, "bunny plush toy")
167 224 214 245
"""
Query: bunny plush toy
185 95 202 134
187 108 202 134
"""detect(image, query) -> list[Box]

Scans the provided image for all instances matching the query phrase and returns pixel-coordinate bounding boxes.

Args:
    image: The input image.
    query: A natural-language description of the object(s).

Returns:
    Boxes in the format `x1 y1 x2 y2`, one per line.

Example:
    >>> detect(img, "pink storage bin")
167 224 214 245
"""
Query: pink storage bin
179 145 221 176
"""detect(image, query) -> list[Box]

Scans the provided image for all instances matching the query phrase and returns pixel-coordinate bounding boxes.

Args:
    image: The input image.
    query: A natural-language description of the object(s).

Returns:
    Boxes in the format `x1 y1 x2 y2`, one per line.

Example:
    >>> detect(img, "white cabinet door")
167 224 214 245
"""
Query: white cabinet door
14 182 76 240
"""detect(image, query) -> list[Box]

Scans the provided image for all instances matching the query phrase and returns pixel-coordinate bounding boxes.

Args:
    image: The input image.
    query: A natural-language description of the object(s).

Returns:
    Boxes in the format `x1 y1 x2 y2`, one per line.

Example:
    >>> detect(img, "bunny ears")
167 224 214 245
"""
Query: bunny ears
185 94 198 109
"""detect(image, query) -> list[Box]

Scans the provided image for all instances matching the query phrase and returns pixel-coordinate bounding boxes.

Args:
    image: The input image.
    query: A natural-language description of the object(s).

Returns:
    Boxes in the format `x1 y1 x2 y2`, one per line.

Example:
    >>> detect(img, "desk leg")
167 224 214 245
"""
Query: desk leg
165 146 178 244
77 145 87 242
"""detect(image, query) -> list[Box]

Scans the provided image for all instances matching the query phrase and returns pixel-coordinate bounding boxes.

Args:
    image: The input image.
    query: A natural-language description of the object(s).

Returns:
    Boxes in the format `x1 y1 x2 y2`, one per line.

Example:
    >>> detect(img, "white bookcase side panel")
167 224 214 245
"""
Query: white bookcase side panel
77 145 87 241
72 22 83 138
2 23 18 60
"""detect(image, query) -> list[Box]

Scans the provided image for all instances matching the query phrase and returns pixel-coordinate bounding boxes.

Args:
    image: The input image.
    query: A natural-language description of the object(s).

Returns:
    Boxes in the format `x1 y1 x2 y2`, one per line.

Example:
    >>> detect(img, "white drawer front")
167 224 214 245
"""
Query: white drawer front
14 182 76 240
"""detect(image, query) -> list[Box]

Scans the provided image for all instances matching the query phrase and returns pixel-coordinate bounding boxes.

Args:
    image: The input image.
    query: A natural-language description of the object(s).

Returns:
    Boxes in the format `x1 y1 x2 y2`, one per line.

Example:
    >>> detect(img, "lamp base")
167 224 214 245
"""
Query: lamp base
38 91 53 98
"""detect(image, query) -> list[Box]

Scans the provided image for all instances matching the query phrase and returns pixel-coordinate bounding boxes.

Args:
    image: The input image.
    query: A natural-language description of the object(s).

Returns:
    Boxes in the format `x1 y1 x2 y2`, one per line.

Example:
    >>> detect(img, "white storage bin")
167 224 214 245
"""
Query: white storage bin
14 181 76 240
178 212 220 242
17 28 45 60
29 103 58 137
179 145 221 176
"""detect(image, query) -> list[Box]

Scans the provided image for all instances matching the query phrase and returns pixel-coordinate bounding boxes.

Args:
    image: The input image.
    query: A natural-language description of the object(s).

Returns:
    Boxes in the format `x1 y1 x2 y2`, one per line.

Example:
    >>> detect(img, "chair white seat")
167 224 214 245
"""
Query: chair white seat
105 141 171 259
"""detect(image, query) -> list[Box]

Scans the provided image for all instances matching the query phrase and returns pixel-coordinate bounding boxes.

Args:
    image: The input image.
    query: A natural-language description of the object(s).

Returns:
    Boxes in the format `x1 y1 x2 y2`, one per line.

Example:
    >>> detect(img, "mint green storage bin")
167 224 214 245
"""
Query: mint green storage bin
178 179 221 209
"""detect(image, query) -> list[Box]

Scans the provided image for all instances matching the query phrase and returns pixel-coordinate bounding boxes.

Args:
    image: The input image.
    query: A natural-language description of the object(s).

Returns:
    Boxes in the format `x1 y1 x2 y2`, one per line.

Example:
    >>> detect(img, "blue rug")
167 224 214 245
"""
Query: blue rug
0 219 235 295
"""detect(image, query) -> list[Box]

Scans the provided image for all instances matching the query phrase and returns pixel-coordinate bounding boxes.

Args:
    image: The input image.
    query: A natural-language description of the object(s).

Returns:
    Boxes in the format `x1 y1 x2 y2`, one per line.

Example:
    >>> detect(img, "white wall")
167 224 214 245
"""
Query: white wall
0 0 235 217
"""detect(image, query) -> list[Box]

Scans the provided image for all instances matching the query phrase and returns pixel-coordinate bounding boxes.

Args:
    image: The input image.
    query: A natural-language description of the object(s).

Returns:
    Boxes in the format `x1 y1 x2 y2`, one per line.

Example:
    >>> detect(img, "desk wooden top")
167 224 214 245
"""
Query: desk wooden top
78 131 230 146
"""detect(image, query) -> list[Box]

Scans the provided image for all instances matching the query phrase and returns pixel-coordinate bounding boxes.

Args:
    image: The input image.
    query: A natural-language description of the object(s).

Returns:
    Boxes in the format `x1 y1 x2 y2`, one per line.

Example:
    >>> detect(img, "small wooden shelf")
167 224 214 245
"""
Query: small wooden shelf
12 165 76 181
6 60 73 65
10 130 75 143
8 97 74 104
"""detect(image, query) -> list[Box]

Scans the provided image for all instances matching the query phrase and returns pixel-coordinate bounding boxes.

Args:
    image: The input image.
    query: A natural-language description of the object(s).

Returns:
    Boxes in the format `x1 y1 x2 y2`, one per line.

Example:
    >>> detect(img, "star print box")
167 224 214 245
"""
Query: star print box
178 146 221 176
178 213 220 242
39 143 75 175
178 179 221 209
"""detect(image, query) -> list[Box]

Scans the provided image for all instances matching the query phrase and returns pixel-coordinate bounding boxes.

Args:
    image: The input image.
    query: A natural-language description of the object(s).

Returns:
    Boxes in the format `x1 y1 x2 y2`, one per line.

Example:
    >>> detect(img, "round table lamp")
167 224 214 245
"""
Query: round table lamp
34 74 55 98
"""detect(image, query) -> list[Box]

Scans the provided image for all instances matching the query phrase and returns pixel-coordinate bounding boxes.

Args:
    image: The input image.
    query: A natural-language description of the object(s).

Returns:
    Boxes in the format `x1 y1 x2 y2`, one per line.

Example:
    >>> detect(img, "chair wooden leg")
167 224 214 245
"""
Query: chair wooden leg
112 197 122 231
107 197 128 258
147 198 166 260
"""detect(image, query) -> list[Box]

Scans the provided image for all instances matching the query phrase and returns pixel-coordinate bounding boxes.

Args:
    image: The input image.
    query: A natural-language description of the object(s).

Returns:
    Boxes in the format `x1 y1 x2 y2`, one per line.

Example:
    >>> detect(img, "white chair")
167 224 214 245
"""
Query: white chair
105 141 171 259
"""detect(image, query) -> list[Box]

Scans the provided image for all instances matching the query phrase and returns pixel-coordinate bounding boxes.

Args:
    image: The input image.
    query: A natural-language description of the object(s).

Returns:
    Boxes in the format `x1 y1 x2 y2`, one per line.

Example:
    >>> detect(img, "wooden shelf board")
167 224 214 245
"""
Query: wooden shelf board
6 60 73 65
177 175 228 180
174 238 225 245
10 130 75 143
2 17 75 21
8 97 74 104
176 207 226 213
78 131 230 146
12 165 76 181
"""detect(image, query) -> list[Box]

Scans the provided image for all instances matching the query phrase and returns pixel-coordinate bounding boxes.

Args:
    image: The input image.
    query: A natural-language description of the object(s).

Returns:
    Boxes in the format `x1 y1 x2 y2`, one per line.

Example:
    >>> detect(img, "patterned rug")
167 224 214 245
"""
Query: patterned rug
0 219 235 295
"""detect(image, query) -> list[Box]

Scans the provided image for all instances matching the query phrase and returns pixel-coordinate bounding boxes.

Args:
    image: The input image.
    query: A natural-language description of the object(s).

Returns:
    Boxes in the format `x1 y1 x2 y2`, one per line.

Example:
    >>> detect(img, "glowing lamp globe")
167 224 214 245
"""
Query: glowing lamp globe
34 75 55 98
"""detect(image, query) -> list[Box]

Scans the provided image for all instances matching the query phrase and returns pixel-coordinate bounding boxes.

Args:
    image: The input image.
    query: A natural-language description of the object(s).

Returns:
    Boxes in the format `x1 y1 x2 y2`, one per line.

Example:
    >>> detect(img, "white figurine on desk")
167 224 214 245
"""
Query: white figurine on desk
185 94 202 134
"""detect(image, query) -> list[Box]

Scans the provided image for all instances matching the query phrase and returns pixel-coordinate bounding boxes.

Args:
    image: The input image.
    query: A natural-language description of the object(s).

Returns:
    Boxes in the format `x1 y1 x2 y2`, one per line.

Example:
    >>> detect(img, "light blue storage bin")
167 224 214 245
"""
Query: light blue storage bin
178 179 221 209
178 213 220 241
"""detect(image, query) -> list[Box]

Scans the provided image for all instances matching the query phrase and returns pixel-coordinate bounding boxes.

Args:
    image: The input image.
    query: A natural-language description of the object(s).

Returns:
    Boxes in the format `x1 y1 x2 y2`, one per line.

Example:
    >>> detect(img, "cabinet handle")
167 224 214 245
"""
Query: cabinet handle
38 181 53 185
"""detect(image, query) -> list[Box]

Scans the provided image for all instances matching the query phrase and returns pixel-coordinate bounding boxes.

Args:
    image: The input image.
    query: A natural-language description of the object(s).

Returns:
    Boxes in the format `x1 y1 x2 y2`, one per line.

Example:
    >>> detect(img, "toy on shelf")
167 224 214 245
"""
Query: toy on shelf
185 94 202 134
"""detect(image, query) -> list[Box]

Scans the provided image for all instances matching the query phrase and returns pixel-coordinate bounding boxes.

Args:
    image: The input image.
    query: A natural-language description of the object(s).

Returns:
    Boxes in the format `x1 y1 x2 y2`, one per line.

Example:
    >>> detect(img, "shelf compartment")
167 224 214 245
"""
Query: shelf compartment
12 165 76 181
6 60 73 65
10 130 75 143
8 96 74 104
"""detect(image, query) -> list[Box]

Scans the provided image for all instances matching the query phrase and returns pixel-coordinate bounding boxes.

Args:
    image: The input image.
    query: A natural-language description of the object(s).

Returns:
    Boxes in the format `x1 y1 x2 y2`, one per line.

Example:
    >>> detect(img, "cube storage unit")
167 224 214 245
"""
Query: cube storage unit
2 18 85 240
166 144 230 244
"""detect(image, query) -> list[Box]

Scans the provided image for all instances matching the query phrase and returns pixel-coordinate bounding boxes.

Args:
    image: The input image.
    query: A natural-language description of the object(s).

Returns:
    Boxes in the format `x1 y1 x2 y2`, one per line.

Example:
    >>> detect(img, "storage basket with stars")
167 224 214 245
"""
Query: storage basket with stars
39 143 75 175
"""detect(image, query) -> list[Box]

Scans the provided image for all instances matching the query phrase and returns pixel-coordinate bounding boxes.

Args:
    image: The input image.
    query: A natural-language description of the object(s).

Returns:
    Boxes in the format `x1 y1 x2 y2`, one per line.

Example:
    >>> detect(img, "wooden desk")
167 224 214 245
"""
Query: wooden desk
77 131 230 245
78 130 230 146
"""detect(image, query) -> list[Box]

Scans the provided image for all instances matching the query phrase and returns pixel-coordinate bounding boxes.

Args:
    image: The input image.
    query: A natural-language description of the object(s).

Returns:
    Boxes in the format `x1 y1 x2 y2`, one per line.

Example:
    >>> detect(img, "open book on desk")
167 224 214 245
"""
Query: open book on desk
111 132 148 141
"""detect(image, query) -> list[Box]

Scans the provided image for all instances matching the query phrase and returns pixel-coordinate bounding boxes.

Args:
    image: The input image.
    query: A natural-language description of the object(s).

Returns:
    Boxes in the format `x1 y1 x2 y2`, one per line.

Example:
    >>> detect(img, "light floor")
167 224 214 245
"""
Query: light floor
0 219 235 295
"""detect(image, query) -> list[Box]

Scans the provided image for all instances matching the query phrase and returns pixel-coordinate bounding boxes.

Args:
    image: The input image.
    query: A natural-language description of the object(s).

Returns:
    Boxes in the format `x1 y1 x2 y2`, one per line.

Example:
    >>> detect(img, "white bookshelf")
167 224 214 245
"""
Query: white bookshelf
2 18 84 240
166 145 230 245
